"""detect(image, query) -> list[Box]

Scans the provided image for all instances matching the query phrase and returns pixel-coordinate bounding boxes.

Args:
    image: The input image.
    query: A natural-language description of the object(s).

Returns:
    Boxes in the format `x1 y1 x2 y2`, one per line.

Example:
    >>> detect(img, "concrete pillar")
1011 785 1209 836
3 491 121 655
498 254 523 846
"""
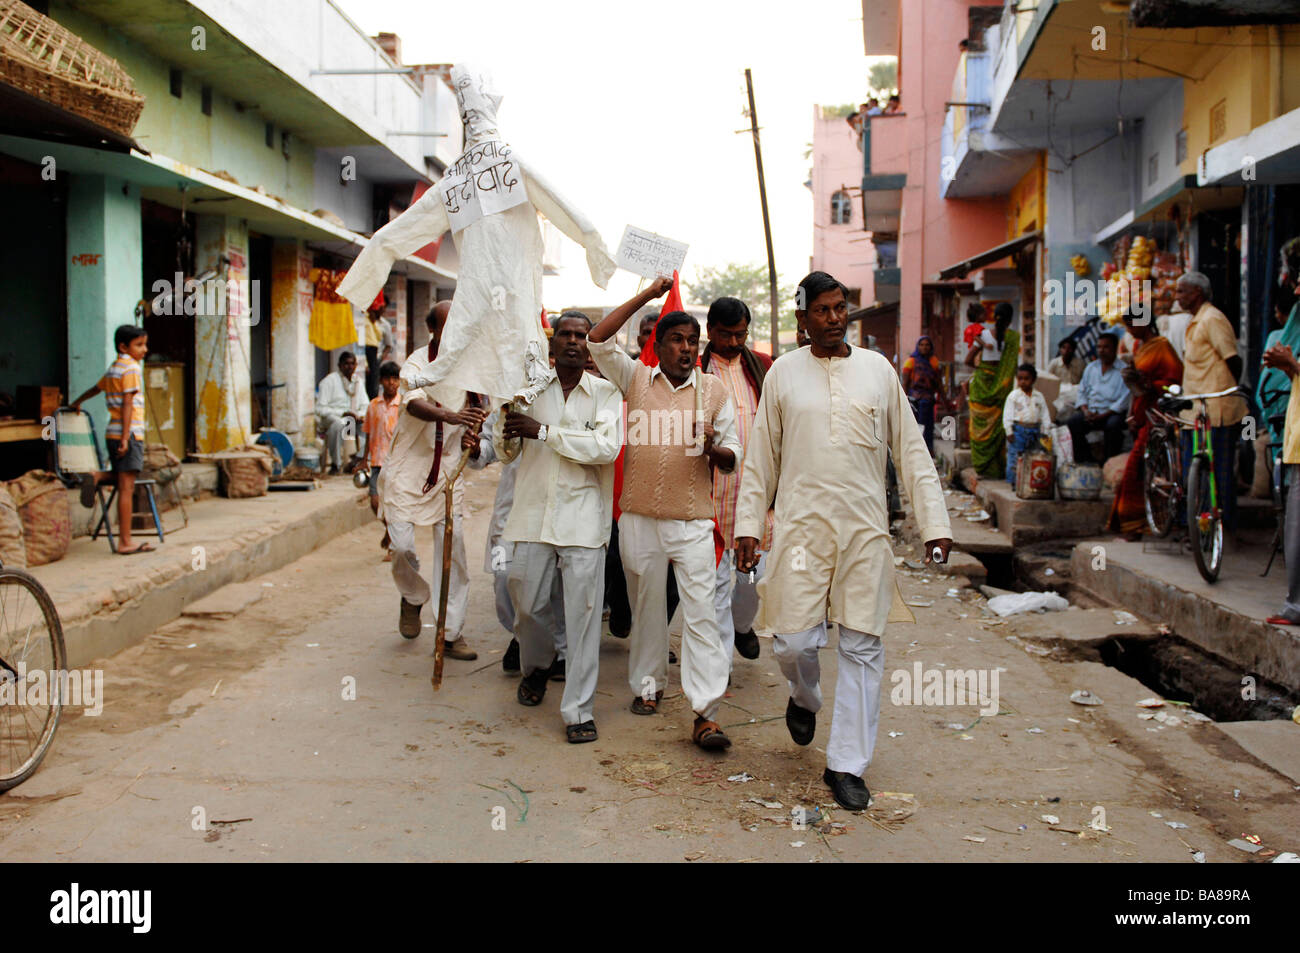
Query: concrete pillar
269 238 315 442
385 275 409 360
66 174 141 440
409 280 432 354
194 213 252 452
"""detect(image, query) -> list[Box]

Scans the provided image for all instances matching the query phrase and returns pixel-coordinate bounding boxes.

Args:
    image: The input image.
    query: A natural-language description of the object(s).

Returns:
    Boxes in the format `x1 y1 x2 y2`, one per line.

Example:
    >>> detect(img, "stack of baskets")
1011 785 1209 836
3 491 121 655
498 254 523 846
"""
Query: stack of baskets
0 0 145 138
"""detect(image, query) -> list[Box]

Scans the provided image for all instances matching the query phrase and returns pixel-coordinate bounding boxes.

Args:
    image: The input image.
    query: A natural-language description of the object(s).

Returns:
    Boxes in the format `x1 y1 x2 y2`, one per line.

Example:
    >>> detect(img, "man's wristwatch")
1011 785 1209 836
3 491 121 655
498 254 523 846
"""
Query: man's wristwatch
535 424 548 442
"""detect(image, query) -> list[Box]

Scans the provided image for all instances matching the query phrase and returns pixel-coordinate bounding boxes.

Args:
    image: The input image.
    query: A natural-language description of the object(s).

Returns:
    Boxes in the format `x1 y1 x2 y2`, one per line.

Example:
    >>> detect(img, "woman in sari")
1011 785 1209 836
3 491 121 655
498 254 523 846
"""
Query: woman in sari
1106 306 1183 539
965 304 1020 477
901 335 950 454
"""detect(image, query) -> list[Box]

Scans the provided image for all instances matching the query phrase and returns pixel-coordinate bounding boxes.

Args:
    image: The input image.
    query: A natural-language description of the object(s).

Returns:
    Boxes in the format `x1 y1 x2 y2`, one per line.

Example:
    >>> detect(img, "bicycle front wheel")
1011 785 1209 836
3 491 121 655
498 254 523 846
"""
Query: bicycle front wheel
1187 455 1224 583
0 567 65 791
1144 429 1178 538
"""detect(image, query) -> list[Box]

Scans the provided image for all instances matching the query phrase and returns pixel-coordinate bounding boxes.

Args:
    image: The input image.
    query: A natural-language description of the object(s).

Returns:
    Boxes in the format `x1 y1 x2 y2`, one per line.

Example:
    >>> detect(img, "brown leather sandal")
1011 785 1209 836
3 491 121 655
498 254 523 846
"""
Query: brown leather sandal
692 717 731 750
629 691 663 715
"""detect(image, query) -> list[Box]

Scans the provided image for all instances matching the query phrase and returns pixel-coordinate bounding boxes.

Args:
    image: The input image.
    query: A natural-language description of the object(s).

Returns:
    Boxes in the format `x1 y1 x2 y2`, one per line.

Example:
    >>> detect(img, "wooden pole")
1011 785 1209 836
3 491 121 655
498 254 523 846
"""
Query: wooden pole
431 445 472 691
745 68 781 358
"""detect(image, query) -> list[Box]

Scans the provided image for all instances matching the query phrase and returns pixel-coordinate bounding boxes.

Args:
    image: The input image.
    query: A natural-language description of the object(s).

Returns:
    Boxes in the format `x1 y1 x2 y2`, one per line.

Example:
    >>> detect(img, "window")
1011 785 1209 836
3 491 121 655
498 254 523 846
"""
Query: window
169 68 182 98
1175 128 1188 164
265 122 275 148
201 85 212 116
831 190 852 225
1148 152 1159 186
1210 100 1226 144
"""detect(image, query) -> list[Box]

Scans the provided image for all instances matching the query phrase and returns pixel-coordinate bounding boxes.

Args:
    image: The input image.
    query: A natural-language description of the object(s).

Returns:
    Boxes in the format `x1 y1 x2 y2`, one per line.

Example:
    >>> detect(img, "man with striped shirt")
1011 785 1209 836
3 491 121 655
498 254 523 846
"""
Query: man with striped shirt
700 298 772 665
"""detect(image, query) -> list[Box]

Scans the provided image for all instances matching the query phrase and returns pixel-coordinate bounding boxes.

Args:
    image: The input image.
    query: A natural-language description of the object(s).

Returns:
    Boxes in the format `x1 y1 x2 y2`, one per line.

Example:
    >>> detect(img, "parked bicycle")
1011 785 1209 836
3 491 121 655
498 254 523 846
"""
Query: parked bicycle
0 558 65 791
1143 384 1246 583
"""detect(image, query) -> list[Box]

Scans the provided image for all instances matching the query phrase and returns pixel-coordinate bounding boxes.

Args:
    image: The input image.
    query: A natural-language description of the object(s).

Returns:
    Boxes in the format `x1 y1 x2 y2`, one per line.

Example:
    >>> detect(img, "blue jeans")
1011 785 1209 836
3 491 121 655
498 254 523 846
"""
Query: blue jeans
1006 424 1041 483
1180 424 1240 530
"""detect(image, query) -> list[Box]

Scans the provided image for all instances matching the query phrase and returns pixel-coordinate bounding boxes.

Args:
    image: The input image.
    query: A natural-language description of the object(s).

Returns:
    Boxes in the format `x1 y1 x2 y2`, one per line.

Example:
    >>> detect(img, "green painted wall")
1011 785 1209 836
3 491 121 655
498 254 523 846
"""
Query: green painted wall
67 174 143 442
50 2 316 210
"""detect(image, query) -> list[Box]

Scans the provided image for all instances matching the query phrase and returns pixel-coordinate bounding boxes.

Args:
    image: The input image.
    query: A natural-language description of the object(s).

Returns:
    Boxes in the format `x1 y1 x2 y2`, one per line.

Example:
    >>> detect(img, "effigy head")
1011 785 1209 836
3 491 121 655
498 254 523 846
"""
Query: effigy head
451 64 502 142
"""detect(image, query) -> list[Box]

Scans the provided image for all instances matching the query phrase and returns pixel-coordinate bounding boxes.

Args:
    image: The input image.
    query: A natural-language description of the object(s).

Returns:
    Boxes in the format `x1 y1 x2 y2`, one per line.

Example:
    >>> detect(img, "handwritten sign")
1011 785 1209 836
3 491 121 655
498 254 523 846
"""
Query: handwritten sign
438 139 528 233
615 226 688 279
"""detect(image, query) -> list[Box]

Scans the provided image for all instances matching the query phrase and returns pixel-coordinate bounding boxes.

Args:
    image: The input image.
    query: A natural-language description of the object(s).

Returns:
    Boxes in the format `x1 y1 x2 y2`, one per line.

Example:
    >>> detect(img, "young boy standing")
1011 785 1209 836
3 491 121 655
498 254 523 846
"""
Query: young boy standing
71 325 153 554
1002 363 1052 483
363 361 403 558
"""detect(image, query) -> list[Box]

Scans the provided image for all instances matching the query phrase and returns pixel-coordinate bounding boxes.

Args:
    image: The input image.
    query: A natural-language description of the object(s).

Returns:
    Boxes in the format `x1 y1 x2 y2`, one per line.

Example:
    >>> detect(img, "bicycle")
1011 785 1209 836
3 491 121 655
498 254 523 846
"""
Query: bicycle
1143 384 1245 583
0 557 65 791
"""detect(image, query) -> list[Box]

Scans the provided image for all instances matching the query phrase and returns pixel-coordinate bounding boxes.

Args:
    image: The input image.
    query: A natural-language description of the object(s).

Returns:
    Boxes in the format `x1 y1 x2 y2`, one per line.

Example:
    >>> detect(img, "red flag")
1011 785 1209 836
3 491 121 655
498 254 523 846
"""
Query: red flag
638 270 685 367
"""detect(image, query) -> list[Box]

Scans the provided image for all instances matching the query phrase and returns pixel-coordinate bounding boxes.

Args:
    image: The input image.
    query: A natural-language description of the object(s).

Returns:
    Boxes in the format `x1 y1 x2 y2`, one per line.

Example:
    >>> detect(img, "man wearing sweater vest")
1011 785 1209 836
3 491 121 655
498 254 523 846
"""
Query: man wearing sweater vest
736 271 952 811
588 277 744 750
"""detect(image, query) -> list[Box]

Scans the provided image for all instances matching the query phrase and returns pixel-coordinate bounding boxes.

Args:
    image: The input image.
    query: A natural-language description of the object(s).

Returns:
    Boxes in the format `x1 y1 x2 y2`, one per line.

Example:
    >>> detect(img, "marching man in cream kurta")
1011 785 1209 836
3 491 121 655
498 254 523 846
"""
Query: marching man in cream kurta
736 271 952 811
475 312 621 743
383 303 487 659
588 278 744 751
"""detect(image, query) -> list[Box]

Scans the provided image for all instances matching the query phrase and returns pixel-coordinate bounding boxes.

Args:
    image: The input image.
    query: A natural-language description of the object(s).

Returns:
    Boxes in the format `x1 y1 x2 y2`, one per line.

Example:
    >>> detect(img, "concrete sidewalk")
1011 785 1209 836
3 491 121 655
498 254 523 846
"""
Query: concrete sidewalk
25 478 377 668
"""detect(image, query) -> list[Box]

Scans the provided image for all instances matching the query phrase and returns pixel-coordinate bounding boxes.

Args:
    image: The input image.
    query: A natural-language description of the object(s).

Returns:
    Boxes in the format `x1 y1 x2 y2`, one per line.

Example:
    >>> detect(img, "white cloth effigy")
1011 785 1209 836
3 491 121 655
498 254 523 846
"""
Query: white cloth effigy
337 66 616 410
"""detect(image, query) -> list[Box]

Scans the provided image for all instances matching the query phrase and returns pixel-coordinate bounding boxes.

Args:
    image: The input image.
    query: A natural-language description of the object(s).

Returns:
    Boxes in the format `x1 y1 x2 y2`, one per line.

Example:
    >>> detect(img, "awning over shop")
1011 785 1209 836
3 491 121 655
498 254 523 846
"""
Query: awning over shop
0 132 456 285
937 230 1040 280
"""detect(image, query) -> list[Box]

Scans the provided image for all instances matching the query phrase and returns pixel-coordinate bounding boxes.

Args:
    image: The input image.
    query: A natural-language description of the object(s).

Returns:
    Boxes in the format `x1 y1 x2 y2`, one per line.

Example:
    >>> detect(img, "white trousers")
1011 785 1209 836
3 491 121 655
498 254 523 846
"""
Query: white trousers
508 542 604 725
772 622 884 777
389 518 469 643
619 512 728 720
714 550 766 664
494 567 568 657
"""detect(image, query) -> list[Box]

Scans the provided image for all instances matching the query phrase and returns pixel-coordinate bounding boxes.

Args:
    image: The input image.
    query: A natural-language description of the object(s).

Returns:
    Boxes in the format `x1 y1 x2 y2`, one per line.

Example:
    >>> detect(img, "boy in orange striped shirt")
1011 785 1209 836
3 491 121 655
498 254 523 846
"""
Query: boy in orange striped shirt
71 325 152 554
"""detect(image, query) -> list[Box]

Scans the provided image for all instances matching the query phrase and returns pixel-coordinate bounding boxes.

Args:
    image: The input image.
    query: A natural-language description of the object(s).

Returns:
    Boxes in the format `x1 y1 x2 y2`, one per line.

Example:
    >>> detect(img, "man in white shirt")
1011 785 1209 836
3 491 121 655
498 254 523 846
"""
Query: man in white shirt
478 311 621 743
316 352 368 474
588 278 745 751
1002 363 1053 483
736 271 952 811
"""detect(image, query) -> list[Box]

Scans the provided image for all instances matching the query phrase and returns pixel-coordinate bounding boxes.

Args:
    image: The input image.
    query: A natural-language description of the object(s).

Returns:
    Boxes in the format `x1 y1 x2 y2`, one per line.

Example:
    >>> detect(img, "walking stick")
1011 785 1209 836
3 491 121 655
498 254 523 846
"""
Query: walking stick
432 445 472 691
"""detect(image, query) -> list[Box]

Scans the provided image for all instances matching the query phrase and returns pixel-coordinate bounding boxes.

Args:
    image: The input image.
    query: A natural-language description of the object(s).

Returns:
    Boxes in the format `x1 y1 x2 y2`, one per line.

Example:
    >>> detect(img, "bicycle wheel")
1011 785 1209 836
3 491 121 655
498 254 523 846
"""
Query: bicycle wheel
1187 454 1224 583
0 567 65 791
1144 429 1179 537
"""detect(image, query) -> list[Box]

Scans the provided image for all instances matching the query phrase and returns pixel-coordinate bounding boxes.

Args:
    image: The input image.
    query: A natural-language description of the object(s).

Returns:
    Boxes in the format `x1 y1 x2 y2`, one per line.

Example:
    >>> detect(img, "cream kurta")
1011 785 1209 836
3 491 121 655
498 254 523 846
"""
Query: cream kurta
734 345 951 636
380 387 468 527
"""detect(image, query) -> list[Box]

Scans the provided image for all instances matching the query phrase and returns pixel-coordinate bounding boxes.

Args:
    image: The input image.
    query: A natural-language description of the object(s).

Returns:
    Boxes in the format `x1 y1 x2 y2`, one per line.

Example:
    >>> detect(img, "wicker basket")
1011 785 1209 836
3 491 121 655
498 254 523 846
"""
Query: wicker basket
0 0 144 137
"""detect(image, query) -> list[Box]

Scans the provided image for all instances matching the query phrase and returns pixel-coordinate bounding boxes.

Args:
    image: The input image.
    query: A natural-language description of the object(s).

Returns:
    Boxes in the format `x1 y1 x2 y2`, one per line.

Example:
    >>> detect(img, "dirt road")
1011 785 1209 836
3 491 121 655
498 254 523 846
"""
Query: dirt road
2 470 1294 862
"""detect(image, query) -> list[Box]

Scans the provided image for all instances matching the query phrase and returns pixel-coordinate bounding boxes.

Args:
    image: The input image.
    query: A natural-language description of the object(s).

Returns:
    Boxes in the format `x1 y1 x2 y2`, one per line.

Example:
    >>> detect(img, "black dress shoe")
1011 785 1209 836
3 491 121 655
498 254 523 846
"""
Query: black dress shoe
786 698 815 746
548 658 566 682
735 629 760 659
502 638 521 675
823 768 871 811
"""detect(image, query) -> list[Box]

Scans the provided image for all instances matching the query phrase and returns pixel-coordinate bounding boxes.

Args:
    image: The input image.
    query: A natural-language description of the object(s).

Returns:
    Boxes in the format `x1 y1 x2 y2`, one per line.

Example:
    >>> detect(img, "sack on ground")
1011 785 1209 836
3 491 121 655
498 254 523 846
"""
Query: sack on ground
6 470 71 566
218 446 274 498
1102 451 1129 490
143 443 183 485
0 488 26 569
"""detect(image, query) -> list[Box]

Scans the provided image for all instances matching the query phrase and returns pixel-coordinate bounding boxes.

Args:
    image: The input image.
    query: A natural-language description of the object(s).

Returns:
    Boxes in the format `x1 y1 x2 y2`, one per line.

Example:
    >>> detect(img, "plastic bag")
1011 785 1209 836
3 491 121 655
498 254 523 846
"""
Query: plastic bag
986 590 1070 617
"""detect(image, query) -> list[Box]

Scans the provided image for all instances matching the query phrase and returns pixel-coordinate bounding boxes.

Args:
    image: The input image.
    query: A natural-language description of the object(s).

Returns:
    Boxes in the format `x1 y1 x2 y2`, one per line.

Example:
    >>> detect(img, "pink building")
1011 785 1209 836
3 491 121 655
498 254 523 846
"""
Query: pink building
861 0 1011 363
810 105 875 311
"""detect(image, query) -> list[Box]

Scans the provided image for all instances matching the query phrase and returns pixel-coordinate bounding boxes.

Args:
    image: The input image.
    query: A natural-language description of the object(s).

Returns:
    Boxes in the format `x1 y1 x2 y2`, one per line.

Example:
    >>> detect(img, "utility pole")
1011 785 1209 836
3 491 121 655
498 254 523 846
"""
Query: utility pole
744 68 781 357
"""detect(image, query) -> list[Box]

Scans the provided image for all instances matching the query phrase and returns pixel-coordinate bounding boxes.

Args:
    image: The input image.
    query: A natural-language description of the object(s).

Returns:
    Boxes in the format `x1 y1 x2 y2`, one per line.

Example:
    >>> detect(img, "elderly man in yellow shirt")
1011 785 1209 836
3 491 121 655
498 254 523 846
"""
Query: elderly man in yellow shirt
1176 272 1246 532
1262 341 1300 625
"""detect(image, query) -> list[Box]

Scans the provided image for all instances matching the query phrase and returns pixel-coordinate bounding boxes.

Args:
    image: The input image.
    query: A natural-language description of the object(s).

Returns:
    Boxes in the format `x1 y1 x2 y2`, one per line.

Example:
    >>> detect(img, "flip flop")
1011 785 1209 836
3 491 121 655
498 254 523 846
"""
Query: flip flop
117 543 154 555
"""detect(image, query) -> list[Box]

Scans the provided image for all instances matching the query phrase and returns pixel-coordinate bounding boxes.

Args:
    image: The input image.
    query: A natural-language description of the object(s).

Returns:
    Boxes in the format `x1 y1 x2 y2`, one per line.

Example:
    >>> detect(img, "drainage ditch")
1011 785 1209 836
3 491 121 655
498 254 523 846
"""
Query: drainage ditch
972 546 1300 724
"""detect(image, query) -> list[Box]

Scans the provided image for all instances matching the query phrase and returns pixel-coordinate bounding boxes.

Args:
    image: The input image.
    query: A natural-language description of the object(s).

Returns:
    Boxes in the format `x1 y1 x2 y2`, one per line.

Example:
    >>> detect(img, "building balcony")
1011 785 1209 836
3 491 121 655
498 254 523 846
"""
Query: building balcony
861 115 905 234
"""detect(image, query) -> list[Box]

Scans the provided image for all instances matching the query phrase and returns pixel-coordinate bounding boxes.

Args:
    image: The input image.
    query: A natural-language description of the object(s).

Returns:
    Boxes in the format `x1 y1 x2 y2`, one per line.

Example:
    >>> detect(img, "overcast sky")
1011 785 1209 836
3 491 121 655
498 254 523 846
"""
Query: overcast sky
336 0 873 311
